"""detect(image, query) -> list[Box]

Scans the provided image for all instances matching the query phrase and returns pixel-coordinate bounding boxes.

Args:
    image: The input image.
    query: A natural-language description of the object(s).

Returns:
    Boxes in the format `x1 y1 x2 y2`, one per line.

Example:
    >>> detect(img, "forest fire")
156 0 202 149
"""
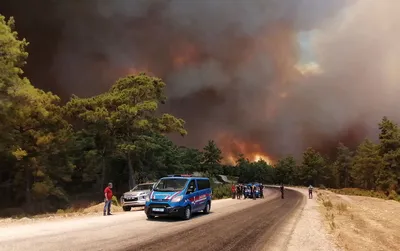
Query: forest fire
170 42 202 69
217 133 273 166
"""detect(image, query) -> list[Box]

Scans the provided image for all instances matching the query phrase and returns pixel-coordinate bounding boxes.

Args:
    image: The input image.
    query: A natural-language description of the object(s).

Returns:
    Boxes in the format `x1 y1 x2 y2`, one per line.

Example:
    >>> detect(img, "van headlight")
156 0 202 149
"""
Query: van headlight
171 195 183 202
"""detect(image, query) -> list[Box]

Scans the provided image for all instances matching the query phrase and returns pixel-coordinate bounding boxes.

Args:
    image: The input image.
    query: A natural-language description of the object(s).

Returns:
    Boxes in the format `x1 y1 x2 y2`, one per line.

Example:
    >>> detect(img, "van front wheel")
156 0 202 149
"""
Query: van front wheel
203 202 211 214
182 206 191 220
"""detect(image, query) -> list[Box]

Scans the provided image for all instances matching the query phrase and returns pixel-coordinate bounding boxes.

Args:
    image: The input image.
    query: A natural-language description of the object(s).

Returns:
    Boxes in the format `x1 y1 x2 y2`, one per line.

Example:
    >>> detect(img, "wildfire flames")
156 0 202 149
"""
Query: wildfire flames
119 14 324 163
217 133 273 165
123 30 316 164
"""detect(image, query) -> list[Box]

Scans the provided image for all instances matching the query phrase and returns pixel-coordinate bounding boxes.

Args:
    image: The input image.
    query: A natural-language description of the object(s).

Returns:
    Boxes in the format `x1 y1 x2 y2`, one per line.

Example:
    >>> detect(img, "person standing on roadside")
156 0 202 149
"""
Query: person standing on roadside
260 183 264 198
231 183 236 199
280 183 284 199
236 184 241 199
104 182 113 216
252 184 256 200
308 185 314 199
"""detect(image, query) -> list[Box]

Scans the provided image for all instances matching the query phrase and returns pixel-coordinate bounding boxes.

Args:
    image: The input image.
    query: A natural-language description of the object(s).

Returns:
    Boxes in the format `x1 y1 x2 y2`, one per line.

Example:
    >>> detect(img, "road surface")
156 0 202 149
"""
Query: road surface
0 187 304 251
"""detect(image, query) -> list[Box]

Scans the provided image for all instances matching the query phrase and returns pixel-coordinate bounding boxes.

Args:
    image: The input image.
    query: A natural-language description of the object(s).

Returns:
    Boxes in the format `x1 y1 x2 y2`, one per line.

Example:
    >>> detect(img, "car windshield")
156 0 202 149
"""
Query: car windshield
153 178 188 192
131 184 153 191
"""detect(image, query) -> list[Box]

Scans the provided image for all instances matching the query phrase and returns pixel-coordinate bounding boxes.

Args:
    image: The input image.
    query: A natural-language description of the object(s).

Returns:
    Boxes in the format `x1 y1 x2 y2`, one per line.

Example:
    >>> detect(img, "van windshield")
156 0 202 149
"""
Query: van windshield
153 178 188 192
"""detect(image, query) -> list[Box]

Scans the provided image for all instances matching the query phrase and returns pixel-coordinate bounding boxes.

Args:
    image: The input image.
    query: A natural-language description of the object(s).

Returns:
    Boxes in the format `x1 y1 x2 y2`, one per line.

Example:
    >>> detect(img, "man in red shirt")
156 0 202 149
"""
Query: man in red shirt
104 182 113 216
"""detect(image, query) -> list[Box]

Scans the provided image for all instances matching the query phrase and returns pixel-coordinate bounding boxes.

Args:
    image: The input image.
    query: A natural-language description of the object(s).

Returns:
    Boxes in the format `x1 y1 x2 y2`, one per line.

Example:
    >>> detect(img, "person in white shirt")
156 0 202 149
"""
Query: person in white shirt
308 185 313 199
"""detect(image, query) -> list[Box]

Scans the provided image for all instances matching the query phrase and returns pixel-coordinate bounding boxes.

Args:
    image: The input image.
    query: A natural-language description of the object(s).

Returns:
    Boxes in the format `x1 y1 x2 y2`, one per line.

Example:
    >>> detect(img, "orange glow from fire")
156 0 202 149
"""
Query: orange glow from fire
171 43 200 69
217 133 272 166
127 66 149 75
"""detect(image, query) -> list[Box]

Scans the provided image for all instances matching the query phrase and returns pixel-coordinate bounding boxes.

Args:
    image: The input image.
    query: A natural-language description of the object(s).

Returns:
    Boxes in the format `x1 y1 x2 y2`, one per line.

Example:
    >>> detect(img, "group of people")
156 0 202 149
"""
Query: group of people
103 182 315 216
231 183 264 199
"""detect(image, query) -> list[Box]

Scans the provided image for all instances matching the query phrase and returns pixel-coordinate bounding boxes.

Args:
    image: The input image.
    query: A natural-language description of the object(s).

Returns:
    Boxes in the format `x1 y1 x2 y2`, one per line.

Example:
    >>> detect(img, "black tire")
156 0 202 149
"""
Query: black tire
181 206 191 220
122 206 131 212
203 202 211 214
147 215 155 220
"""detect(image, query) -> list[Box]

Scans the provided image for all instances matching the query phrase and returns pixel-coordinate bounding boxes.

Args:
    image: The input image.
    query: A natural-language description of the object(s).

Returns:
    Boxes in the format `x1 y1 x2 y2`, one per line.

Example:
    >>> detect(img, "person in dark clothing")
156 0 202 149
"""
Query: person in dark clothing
280 183 284 199
260 183 264 198
252 184 256 200
236 184 241 199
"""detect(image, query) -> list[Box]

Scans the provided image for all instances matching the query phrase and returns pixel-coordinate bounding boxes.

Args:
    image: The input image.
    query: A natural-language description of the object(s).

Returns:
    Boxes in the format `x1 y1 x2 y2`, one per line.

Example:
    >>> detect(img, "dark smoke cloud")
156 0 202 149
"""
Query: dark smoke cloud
5 0 397 161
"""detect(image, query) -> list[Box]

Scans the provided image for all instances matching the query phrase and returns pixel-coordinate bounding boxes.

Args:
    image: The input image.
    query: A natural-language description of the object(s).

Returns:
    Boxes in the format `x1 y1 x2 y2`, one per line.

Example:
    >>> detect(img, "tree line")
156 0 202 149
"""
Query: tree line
0 15 398 215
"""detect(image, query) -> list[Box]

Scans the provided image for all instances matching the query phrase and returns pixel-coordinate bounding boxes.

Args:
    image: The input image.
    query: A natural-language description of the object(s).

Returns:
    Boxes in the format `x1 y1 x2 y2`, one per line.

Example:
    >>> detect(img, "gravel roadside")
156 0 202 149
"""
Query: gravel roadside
284 188 342 251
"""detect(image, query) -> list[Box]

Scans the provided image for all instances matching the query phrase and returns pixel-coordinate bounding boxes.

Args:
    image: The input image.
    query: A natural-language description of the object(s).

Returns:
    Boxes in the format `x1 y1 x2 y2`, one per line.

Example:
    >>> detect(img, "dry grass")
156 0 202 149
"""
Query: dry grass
317 190 400 251
336 203 348 214
0 195 145 226
330 188 400 202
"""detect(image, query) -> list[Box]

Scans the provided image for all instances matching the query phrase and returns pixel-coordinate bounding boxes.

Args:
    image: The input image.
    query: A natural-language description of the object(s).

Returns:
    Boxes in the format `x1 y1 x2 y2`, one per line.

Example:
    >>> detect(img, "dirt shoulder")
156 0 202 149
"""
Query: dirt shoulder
282 187 341 251
317 190 400 251
0 203 135 227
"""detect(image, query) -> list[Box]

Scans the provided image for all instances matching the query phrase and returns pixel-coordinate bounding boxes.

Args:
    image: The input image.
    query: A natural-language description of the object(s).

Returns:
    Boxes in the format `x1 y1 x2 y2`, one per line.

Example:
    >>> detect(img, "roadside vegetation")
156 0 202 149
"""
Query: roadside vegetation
317 190 400 251
1 14 399 218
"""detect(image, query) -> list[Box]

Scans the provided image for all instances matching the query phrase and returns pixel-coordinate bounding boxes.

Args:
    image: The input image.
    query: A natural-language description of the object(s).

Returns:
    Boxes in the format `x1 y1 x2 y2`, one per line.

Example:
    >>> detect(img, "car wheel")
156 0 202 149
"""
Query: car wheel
203 202 211 214
182 206 191 220
147 215 155 220
122 206 131 212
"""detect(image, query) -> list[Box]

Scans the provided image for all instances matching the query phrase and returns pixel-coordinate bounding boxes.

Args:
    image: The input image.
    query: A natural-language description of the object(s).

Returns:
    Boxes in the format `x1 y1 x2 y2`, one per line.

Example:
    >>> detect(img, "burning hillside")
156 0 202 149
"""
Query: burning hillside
4 0 400 160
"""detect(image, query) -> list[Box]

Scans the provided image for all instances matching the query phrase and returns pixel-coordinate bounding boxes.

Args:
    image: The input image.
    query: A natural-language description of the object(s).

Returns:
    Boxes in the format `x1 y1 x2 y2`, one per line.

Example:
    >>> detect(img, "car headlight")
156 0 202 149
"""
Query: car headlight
146 196 150 202
171 195 183 202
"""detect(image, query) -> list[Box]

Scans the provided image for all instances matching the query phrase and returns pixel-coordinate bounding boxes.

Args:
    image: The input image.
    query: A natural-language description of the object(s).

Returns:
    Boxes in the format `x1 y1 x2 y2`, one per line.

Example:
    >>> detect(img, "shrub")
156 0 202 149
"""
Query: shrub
388 190 400 201
212 184 232 199
323 200 333 209
56 209 65 214
111 195 120 206
336 202 348 214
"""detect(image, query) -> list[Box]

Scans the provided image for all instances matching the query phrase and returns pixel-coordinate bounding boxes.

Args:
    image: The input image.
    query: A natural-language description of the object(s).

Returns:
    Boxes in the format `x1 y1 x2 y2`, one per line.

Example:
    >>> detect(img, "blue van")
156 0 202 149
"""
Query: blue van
145 175 212 220
244 183 260 198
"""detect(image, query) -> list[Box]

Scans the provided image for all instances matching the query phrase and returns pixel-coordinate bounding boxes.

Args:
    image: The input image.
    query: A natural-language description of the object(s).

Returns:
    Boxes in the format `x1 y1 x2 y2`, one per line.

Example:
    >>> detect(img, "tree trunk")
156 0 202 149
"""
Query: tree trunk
100 147 107 191
24 165 32 212
100 156 106 191
127 153 136 189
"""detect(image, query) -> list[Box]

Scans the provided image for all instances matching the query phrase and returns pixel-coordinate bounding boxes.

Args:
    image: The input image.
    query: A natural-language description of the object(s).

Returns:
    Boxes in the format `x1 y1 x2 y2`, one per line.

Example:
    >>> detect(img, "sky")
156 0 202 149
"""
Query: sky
2 0 400 162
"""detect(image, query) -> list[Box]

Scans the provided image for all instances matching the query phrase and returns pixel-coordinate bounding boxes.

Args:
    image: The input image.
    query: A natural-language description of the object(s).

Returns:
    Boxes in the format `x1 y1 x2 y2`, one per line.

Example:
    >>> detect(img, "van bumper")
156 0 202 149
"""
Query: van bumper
145 204 185 217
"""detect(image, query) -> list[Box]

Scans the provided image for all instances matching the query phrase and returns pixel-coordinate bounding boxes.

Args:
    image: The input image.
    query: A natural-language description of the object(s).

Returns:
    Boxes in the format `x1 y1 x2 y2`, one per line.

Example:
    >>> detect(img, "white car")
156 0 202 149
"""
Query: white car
120 182 155 211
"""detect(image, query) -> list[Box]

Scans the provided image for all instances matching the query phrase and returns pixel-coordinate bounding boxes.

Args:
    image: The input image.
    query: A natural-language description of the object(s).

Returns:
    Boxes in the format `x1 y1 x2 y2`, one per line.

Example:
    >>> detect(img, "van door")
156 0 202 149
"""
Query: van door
195 179 209 210
186 180 199 211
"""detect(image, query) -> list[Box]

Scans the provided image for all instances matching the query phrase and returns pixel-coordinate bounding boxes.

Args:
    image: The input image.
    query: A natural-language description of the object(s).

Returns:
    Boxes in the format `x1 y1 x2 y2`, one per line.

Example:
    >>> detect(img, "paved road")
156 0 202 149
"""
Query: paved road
0 188 304 251
127 188 303 251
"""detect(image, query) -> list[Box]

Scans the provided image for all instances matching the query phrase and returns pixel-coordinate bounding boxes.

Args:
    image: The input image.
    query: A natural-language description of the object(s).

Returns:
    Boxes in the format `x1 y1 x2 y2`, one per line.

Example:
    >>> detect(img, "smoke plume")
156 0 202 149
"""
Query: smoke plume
3 0 400 161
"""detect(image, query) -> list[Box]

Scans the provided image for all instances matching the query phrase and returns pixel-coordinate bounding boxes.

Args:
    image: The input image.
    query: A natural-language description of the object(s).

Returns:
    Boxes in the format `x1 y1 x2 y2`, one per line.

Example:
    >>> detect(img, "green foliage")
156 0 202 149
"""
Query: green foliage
274 156 296 185
334 143 353 188
298 147 326 186
0 15 28 92
211 184 232 199
111 196 119 206
2 14 400 217
351 139 381 189
377 117 399 192
201 140 223 176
